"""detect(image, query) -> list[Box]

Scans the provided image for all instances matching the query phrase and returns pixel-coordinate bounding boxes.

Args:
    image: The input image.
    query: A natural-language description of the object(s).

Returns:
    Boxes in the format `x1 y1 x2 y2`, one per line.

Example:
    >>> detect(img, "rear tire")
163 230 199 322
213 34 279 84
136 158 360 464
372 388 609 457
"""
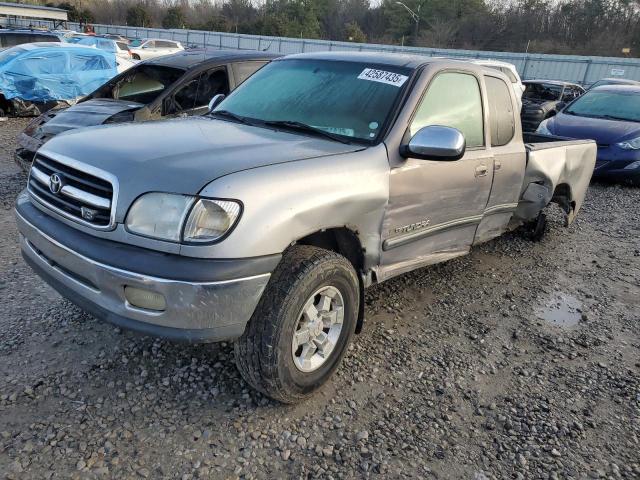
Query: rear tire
524 212 547 241
234 245 359 403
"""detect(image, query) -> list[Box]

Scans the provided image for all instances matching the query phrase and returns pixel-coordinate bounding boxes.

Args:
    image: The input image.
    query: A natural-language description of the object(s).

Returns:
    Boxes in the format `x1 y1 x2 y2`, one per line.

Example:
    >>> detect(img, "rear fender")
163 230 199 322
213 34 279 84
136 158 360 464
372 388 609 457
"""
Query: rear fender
513 139 596 226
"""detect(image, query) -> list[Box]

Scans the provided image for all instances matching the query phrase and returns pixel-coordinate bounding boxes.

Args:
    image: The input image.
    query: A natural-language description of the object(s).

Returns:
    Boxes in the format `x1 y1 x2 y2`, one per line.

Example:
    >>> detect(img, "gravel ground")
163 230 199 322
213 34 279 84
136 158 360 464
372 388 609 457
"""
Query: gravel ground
0 117 639 480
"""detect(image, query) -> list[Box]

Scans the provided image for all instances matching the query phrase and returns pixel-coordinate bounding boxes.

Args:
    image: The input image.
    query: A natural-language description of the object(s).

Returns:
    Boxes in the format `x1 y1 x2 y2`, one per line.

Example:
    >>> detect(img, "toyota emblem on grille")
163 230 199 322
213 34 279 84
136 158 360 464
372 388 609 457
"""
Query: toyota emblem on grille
49 173 63 194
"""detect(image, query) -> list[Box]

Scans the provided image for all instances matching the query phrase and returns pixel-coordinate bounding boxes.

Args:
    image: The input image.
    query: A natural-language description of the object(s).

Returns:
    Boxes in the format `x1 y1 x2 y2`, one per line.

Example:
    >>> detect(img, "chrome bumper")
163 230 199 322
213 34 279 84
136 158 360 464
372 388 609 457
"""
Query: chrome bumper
17 210 270 342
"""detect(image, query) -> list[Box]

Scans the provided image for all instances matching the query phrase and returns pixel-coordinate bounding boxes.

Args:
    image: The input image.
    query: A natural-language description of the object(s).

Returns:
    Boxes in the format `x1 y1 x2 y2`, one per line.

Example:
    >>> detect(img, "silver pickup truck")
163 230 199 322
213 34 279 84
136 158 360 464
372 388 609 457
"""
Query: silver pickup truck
15 52 596 403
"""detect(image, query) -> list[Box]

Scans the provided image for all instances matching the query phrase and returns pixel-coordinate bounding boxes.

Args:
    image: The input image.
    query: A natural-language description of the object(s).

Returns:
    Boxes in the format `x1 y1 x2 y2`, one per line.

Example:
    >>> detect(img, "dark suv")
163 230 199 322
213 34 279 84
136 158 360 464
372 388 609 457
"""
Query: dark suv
0 29 62 49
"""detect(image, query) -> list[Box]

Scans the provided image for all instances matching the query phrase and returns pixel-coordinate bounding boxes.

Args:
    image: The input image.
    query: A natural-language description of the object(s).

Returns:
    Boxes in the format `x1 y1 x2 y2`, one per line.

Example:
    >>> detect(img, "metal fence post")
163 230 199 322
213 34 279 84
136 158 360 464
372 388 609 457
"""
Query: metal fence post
521 56 530 80
581 59 592 86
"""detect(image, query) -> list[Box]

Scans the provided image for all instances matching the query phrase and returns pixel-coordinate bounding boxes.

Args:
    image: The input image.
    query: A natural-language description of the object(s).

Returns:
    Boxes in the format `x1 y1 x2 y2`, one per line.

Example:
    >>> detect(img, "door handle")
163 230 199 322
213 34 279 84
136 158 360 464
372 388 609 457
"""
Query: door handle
475 165 488 177
494 160 502 171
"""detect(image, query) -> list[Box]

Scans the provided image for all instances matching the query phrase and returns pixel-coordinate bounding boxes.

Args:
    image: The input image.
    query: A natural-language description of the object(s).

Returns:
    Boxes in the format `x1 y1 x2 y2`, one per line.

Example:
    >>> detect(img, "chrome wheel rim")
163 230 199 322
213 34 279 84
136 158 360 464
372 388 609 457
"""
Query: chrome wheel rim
292 285 344 373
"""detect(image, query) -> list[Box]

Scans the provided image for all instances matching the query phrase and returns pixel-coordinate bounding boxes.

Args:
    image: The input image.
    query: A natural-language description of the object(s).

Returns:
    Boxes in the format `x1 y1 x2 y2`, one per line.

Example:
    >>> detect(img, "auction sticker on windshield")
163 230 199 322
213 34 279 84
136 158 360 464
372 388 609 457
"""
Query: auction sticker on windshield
358 68 408 87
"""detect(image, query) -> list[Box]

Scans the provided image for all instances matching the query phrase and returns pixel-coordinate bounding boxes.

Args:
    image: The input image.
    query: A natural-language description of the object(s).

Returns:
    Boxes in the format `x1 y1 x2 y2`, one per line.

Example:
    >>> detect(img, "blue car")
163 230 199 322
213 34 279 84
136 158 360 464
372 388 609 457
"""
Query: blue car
0 42 117 117
536 85 640 185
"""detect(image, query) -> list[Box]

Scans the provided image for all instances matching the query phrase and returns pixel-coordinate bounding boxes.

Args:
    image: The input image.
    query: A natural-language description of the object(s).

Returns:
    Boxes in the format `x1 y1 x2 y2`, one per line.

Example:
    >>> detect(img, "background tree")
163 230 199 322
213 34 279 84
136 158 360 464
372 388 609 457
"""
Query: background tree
30 0 640 57
126 4 152 27
162 6 185 29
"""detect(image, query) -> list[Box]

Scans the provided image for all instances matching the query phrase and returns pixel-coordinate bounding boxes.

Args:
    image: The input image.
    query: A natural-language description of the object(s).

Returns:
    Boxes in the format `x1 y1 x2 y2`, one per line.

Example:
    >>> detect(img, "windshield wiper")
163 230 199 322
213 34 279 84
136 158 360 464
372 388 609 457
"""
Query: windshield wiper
209 110 254 125
262 120 352 144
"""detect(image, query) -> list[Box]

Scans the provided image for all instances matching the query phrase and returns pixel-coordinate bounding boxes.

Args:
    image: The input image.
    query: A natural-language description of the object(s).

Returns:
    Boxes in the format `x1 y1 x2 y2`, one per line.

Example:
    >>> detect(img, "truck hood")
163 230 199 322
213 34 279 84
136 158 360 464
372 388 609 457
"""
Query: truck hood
547 112 640 145
39 117 364 220
40 99 143 136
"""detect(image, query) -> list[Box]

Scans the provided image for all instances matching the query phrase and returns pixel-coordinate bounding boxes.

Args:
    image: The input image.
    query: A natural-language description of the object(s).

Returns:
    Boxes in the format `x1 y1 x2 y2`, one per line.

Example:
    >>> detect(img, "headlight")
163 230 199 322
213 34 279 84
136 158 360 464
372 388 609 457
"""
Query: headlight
624 160 640 170
126 193 193 241
616 137 640 150
183 199 241 242
536 119 552 135
125 193 241 243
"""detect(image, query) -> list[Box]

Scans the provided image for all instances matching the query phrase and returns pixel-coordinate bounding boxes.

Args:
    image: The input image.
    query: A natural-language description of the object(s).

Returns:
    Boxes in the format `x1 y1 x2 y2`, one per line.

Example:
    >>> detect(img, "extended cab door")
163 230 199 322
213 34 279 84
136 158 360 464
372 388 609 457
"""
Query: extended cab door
473 74 526 244
378 69 494 281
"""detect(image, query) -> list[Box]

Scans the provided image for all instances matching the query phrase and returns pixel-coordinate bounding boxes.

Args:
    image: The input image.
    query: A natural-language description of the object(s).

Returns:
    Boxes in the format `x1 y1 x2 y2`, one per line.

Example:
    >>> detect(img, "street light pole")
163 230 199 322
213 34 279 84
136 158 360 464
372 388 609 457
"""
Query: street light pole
395 1 421 44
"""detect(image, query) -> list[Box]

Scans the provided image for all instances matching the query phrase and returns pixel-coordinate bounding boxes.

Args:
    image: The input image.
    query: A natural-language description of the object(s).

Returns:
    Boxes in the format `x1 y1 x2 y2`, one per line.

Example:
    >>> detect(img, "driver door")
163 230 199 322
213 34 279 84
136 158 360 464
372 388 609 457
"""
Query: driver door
378 71 493 281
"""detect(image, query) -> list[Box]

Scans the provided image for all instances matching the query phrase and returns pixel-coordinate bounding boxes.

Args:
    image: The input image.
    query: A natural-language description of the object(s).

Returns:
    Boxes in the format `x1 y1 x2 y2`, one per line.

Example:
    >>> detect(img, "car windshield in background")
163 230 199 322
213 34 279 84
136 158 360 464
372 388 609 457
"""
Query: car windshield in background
92 65 184 103
215 59 412 143
523 83 563 101
564 91 640 122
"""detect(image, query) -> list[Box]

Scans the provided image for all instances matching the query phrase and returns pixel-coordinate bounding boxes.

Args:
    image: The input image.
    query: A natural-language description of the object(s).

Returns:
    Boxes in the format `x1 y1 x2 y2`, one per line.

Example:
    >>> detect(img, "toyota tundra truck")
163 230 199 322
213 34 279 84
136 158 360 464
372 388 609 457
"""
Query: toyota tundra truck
15 52 597 403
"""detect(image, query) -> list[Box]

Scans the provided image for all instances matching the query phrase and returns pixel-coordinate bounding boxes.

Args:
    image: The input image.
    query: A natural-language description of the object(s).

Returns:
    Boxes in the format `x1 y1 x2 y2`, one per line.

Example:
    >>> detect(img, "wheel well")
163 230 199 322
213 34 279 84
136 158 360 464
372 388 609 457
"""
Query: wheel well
296 228 366 333
551 183 574 214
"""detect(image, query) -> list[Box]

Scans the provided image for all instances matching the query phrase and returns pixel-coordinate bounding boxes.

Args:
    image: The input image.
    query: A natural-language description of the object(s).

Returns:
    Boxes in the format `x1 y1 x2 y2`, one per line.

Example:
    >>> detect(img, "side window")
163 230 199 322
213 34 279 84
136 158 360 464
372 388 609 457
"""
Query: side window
194 68 230 106
164 78 199 114
485 76 515 147
411 72 484 148
157 41 175 48
231 61 268 86
144 41 155 48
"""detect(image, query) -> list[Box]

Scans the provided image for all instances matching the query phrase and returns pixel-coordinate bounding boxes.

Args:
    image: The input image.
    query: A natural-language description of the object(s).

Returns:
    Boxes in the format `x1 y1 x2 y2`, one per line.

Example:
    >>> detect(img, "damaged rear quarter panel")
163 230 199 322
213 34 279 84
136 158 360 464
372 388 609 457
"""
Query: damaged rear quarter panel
515 138 597 224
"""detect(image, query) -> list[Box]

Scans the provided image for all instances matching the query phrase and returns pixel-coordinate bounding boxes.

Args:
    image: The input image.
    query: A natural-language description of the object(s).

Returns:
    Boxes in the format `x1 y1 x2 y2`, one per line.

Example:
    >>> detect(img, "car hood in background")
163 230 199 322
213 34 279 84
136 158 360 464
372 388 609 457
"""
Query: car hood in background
39 117 365 220
40 99 143 136
548 113 640 144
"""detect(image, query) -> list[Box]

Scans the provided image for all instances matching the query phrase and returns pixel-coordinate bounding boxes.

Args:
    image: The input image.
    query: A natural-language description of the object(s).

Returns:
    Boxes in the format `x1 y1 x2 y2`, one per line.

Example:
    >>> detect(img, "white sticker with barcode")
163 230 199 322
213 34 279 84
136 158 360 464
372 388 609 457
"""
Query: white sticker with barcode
357 68 408 87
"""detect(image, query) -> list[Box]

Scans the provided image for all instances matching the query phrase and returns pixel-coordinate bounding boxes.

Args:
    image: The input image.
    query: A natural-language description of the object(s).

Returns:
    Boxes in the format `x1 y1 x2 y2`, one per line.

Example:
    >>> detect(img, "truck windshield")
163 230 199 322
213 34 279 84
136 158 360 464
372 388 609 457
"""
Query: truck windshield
564 90 640 122
214 59 412 143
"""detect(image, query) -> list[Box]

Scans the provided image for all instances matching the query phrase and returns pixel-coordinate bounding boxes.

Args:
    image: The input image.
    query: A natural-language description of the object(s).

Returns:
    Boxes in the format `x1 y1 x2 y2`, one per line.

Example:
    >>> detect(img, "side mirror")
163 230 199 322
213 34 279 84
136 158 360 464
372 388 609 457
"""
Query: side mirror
208 93 225 113
400 125 466 161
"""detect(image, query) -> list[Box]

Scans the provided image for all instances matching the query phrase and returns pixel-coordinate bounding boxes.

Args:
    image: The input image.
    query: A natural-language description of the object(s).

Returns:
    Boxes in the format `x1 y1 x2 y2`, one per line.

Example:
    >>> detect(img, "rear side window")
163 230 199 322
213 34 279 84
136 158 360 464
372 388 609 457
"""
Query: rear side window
231 61 268 86
485 76 515 147
157 41 176 48
411 72 484 148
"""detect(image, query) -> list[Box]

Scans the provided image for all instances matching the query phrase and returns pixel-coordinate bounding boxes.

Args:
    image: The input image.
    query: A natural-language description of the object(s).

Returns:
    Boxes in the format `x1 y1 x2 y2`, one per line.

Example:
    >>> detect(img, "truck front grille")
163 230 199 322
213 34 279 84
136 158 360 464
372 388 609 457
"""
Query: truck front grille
28 154 114 228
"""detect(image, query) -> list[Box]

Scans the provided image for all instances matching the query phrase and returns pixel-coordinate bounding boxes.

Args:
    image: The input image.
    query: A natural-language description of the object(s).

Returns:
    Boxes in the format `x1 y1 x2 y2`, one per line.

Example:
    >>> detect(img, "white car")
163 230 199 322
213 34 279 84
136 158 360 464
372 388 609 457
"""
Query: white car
115 56 135 73
128 39 184 60
471 59 525 108
76 36 131 62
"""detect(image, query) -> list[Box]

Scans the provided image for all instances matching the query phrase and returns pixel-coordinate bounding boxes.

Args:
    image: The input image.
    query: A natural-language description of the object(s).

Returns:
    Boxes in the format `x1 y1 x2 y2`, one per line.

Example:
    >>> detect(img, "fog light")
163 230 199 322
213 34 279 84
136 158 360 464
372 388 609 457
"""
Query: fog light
124 286 166 311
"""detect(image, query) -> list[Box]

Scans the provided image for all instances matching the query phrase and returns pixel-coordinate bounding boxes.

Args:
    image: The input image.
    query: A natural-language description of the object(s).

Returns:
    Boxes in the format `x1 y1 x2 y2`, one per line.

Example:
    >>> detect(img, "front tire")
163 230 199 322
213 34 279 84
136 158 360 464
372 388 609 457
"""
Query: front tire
234 245 359 403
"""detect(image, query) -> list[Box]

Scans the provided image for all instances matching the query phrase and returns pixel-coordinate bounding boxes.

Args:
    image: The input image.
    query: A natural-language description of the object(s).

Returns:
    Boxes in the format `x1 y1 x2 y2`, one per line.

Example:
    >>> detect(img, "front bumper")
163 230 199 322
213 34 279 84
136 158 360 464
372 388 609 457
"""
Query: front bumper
16 193 277 343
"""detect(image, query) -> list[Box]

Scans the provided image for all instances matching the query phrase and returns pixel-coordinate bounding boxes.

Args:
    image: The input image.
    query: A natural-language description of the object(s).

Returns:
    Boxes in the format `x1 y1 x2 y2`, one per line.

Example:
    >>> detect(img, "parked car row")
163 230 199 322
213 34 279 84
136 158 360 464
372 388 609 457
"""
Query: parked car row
0 26 190 118
14 49 278 170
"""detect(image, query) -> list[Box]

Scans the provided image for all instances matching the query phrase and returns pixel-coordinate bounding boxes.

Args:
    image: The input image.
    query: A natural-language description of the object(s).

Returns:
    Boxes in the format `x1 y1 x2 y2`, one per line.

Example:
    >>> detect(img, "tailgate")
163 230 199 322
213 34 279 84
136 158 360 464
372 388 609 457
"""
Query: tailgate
514 137 597 225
